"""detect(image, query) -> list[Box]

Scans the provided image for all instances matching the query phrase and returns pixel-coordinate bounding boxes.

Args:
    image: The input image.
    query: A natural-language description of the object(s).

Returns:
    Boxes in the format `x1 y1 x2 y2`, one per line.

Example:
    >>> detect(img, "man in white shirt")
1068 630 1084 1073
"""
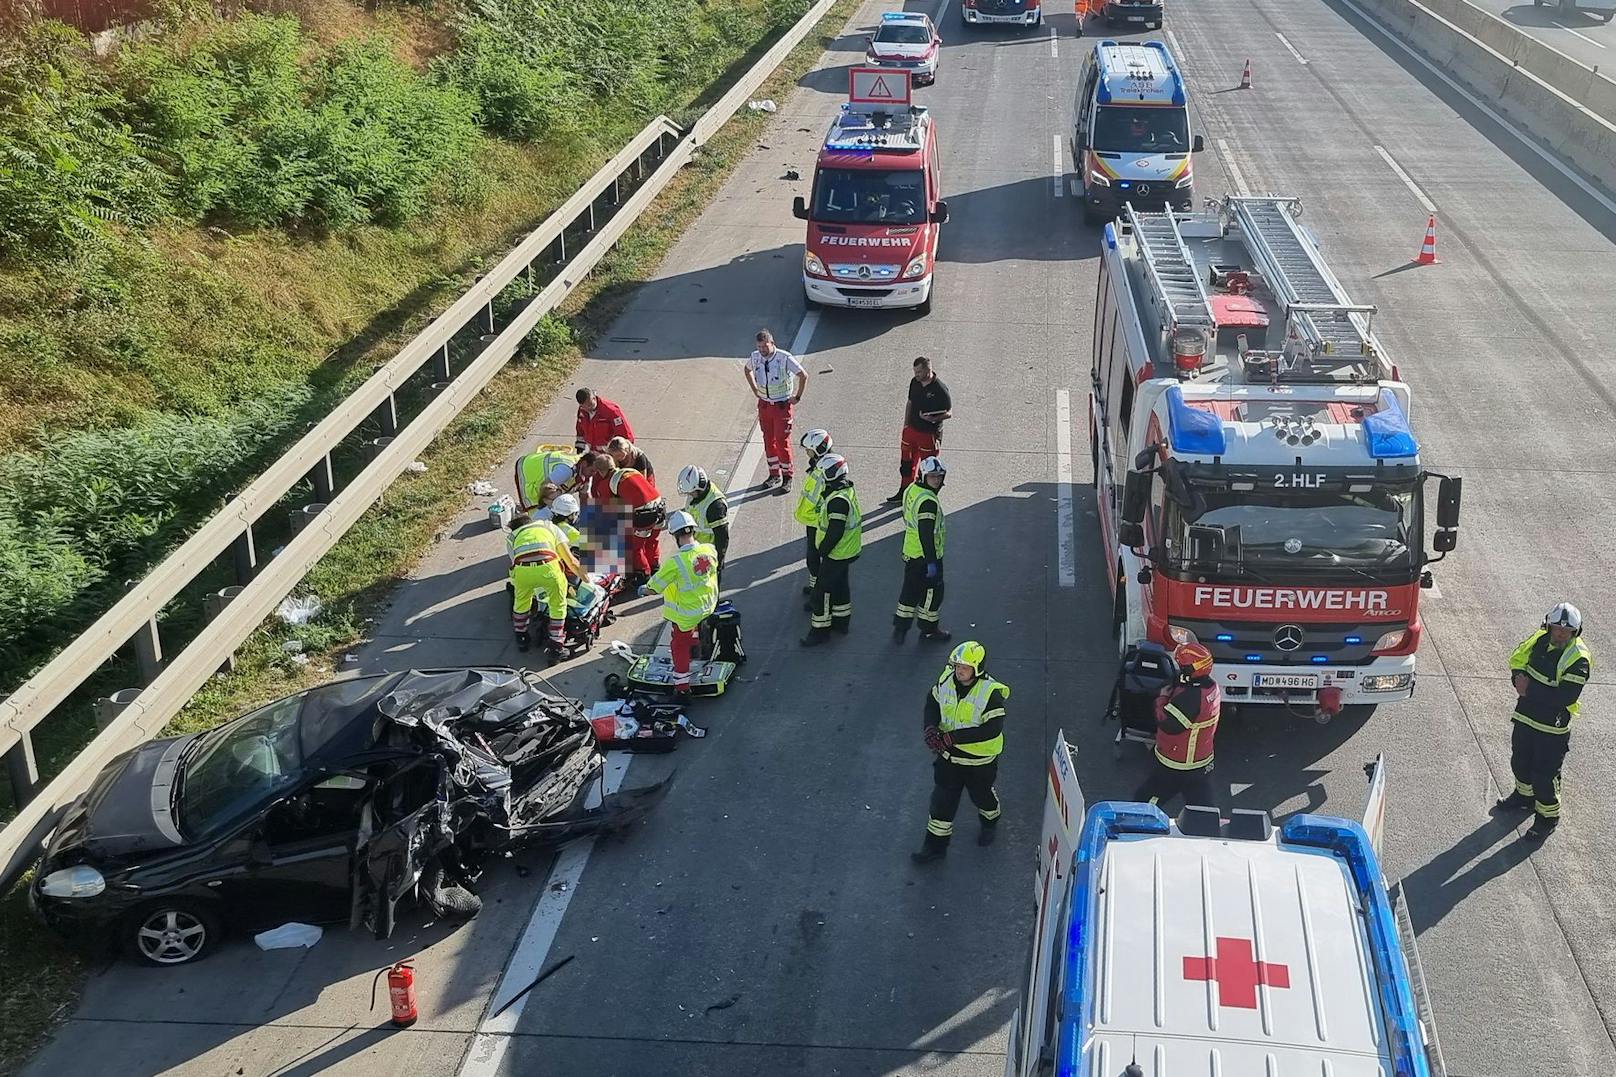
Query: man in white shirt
743 328 810 491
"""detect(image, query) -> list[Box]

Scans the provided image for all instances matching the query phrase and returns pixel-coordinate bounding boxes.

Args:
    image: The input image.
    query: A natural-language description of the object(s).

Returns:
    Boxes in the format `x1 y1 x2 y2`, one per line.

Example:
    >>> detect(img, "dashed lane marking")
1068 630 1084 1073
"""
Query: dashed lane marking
1374 144 1437 214
1056 389 1076 588
1275 31 1309 65
1216 137 1252 197
1053 133 1065 198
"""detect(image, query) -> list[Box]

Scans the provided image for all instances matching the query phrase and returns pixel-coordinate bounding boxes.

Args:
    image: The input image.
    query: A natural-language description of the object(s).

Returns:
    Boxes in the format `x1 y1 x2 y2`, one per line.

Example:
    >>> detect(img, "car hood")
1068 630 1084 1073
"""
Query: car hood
870 41 934 59
45 734 193 866
807 222 929 264
1088 149 1191 184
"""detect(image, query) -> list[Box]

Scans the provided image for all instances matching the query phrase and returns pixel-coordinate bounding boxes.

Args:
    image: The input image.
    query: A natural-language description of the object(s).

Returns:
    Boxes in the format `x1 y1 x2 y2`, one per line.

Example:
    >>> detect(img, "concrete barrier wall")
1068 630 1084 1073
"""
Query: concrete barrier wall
1353 0 1616 192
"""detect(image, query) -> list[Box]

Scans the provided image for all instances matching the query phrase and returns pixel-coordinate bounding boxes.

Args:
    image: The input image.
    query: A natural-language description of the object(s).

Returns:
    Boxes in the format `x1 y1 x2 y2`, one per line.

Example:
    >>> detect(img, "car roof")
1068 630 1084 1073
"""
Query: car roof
876 12 931 30
289 668 536 765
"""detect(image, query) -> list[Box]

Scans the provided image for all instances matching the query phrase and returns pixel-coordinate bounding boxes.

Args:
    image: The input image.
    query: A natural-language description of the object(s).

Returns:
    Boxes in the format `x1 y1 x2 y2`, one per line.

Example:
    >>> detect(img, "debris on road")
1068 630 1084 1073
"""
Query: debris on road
406 460 428 473
705 993 741 1014
747 99 778 112
782 169 801 181
279 639 306 654
470 480 498 496
276 595 324 625
254 923 323 950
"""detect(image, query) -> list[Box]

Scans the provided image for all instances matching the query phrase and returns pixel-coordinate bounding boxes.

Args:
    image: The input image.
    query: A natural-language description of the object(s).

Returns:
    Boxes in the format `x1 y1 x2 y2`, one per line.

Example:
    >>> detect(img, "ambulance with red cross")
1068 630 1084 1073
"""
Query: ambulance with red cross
793 68 948 313
1004 732 1448 1077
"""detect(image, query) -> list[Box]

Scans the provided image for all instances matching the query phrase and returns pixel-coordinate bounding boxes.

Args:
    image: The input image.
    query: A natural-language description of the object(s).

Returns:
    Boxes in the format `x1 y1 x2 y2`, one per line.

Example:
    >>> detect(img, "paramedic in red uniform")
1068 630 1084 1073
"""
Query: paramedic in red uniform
743 329 810 490
588 454 665 587
885 356 951 504
1133 642 1221 812
576 388 635 501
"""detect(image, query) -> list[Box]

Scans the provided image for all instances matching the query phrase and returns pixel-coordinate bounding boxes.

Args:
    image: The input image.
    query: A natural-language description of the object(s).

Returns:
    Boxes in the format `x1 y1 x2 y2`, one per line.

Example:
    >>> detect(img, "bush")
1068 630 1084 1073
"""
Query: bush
0 386 312 679
0 22 172 257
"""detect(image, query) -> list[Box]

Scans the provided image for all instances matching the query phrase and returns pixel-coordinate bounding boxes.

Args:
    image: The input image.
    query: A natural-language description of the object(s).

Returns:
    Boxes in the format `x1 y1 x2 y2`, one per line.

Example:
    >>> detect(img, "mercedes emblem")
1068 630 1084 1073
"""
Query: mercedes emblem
858 265 872 279
1284 537 1303 554
1273 624 1304 651
1137 184 1151 197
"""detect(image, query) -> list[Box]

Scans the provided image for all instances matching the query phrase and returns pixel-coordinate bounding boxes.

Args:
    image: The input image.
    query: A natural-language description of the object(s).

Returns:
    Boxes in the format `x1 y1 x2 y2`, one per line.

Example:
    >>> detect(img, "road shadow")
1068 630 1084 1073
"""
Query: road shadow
1497 2 1614 28
1400 813 1537 933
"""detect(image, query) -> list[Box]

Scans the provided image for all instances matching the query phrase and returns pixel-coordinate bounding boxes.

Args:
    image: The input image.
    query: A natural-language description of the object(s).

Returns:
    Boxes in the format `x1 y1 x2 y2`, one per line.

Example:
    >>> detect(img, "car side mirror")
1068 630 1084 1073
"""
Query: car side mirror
1192 134 1205 153
930 199 950 224
1432 528 1458 553
792 195 809 221
1121 471 1150 526
1436 475 1462 529
1119 521 1145 549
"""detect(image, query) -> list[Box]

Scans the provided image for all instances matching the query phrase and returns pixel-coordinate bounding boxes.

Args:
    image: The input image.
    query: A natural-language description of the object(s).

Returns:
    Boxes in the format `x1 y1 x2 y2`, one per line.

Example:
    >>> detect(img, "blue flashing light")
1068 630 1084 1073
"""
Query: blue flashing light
1170 71 1187 107
1118 180 1131 190
1144 40 1167 51
880 10 919 18
1281 816 1434 1077
1055 803 1170 1077
1096 78 1112 105
1364 391 1419 459
1104 222 1117 250
1311 655 1329 664
1245 654 1262 662
1215 633 1234 642
1165 385 1227 456
1345 635 1363 645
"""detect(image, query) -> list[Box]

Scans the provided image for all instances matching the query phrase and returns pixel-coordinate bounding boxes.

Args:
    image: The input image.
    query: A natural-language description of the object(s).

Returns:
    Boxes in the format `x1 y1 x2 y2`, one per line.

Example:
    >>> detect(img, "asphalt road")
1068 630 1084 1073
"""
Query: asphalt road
24 0 1616 1074
1467 0 1616 72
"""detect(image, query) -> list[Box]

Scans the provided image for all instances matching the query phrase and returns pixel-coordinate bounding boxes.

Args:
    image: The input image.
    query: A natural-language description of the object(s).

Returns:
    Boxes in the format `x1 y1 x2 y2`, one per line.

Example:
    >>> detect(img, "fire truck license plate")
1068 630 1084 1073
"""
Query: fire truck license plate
845 297 885 308
1254 673 1320 690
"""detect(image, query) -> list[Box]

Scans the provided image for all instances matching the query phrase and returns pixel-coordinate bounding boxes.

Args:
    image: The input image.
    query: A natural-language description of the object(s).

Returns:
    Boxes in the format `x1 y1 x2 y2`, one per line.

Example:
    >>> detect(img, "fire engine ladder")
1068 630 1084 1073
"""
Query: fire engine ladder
1228 197 1378 368
1125 203 1214 334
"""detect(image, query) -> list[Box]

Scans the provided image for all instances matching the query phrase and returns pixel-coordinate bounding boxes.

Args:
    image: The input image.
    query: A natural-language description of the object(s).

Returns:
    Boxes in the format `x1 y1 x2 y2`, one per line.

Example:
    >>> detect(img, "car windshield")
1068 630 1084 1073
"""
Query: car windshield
1093 105 1189 153
178 694 304 836
811 168 926 224
1170 487 1418 576
876 23 931 44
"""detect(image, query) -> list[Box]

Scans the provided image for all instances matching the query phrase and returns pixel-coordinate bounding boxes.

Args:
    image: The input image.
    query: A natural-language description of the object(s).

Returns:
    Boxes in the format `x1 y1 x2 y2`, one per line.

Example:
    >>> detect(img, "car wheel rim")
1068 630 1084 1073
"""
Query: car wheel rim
137 910 207 964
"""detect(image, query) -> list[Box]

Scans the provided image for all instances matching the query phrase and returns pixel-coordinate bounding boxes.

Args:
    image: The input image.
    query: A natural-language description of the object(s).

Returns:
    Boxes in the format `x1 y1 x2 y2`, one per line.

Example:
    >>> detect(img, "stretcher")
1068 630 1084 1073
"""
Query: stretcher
602 639 736 699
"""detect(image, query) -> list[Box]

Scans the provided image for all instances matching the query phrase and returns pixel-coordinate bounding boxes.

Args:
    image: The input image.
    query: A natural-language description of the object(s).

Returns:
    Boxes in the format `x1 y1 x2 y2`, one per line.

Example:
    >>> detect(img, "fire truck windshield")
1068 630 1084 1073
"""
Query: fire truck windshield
1170 486 1418 576
811 168 926 224
1093 106 1190 154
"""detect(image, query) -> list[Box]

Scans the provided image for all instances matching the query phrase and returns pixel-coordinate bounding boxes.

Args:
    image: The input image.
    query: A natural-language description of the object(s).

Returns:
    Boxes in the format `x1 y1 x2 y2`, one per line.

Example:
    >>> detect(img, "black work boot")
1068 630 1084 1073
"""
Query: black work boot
1493 791 1533 814
977 818 1000 846
919 625 953 643
910 833 948 864
831 616 851 635
893 616 912 643
1525 816 1559 841
800 628 831 648
514 631 531 653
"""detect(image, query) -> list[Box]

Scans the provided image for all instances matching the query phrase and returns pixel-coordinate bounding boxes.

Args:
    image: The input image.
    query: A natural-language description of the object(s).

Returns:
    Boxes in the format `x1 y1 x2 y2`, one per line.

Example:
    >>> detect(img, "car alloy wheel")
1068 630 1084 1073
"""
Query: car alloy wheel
134 907 212 966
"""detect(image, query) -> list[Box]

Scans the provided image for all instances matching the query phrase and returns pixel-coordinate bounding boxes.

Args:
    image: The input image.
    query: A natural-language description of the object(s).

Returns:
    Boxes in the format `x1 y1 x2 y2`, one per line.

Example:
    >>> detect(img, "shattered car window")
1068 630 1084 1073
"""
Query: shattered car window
179 694 303 836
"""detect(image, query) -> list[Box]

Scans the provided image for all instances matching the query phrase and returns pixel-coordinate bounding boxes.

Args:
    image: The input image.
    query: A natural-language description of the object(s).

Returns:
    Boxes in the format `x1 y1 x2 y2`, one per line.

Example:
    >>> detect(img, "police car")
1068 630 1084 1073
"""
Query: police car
1006 733 1448 1076
865 12 942 85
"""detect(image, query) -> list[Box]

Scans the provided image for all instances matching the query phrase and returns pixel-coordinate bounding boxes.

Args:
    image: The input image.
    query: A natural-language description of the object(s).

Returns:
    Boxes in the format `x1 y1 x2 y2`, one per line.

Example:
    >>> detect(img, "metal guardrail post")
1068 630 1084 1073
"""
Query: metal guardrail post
123 579 164 684
3 709 39 808
437 343 452 382
290 504 326 534
93 688 142 732
375 394 399 437
309 454 335 503
203 586 244 673
232 522 258 586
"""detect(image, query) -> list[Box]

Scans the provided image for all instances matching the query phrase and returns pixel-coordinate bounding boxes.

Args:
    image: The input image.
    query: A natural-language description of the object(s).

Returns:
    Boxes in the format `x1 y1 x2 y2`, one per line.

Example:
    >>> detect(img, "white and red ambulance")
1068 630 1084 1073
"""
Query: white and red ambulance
793 68 948 314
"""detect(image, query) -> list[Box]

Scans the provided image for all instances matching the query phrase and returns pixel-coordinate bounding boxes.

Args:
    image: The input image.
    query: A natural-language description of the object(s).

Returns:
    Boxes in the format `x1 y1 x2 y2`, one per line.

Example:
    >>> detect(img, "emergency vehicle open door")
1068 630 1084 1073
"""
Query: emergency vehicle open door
1005 730 1086 1077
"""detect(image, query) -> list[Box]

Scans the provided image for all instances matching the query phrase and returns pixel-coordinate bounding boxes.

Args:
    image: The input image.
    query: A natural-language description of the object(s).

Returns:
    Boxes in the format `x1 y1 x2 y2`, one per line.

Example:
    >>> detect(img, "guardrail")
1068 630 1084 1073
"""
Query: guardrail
0 0 837 888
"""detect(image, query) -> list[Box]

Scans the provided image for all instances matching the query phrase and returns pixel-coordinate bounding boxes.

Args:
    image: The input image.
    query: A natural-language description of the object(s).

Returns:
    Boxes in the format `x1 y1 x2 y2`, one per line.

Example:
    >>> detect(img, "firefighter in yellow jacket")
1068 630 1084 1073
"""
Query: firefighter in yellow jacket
795 429 834 598
913 641 1008 863
1496 603 1593 840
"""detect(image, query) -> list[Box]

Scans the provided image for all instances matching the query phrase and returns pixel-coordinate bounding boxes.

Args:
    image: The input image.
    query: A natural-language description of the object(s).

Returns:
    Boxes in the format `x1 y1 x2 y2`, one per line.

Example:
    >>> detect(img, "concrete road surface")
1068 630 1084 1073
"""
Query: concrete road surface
24 0 1616 1074
1465 0 1616 73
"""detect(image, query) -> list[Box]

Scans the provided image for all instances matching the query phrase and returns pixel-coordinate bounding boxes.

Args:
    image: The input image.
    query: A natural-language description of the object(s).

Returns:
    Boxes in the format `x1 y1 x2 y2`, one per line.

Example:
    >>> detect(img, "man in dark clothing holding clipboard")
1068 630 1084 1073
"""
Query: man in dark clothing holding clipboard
885 356 953 504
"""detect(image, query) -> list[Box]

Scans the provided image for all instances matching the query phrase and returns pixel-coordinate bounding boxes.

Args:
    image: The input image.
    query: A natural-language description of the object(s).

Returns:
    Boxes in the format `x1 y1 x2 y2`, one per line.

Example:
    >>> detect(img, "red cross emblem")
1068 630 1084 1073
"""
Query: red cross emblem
693 555 714 575
1182 937 1290 1009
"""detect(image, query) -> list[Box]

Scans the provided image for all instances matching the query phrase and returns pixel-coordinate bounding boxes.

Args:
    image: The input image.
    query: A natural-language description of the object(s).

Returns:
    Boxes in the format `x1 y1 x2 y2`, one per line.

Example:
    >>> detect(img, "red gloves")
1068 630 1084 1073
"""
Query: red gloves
924 726 951 753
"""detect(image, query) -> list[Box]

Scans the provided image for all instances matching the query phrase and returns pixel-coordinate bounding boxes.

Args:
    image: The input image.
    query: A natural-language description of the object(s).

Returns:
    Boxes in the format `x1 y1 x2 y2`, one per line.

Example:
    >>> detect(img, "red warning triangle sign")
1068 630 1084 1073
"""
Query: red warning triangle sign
868 74 896 99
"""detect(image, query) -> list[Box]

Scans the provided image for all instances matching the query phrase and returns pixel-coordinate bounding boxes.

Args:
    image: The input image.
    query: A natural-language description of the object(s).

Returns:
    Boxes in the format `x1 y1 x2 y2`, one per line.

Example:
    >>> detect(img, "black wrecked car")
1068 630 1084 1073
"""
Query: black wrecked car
30 668 667 966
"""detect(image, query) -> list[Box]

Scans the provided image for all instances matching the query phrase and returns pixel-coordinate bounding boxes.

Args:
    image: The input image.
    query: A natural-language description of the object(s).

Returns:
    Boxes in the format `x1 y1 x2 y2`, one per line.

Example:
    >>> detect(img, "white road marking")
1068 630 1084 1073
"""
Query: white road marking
1056 389 1076 588
1164 28 1187 63
1337 0 1616 219
1275 31 1309 65
1053 133 1065 198
936 0 952 29
1050 23 1059 58
458 753 631 1077
1216 137 1252 197
1373 144 1437 214
1425 579 1443 599
789 309 819 357
1552 20 1605 48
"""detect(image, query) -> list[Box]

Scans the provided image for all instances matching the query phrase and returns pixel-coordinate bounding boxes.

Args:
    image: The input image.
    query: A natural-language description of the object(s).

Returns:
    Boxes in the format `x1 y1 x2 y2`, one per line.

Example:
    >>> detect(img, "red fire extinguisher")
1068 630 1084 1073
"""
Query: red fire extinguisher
371 960 418 1028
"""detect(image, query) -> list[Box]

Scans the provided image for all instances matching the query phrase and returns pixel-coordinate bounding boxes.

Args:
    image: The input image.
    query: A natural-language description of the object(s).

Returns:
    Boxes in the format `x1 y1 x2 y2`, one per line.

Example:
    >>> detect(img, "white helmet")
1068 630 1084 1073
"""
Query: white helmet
677 464 708 496
551 493 580 518
1544 602 1583 634
547 462 575 485
800 428 833 455
816 453 849 483
917 457 946 478
667 510 698 534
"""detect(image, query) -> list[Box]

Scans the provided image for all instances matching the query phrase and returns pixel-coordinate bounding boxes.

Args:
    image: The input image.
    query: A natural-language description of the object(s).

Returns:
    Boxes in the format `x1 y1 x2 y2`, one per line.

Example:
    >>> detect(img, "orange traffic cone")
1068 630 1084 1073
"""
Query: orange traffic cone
1415 215 1438 265
1239 59 1252 89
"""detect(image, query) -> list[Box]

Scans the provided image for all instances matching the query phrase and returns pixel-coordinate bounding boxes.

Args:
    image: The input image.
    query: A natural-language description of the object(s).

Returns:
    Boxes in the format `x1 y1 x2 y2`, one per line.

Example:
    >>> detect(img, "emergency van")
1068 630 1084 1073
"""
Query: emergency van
1006 732 1448 1076
1091 195 1462 718
793 68 948 313
1074 41 1203 226
961 0 1043 26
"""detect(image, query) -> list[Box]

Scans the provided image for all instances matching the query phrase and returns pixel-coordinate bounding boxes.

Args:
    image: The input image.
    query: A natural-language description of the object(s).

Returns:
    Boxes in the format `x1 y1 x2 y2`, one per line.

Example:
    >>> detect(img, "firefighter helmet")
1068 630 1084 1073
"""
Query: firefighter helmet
800 428 833 455
666 510 698 535
1544 602 1583 635
948 640 986 676
677 465 707 496
917 457 946 479
816 453 849 483
1174 642 1215 680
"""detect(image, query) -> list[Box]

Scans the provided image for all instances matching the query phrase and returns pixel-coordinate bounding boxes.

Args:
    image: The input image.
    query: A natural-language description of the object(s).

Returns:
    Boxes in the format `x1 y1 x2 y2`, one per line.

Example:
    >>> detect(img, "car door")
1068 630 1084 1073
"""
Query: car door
226 777 369 929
